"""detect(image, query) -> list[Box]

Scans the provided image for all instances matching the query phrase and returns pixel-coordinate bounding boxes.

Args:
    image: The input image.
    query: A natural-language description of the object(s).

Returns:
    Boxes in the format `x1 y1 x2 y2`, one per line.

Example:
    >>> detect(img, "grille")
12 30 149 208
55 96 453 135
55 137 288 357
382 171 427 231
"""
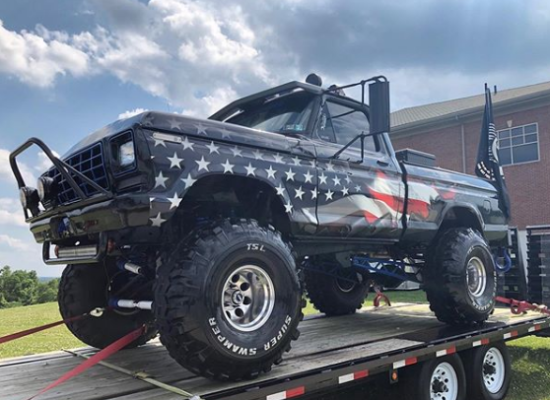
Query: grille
45 143 108 205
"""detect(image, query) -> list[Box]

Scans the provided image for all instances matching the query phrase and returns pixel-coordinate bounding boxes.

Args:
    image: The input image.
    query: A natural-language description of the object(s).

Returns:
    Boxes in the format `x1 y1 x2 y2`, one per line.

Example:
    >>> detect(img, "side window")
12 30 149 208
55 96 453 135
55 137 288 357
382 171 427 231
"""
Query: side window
317 101 376 152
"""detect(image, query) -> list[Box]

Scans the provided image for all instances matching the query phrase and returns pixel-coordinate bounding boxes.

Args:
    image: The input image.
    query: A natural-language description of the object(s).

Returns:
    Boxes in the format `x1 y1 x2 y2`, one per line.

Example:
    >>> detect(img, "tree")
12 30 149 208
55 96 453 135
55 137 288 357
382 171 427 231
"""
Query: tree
36 278 60 303
0 266 39 306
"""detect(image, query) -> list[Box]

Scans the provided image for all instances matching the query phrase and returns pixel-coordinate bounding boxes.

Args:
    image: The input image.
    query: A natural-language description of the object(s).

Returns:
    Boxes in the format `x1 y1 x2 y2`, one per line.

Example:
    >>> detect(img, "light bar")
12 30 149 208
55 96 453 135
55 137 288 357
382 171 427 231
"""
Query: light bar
57 245 98 259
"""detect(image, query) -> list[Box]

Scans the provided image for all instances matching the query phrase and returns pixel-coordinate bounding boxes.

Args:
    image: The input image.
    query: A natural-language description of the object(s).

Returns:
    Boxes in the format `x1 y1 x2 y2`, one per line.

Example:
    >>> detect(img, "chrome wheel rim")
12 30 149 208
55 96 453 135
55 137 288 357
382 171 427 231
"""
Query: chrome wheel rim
467 256 487 299
221 265 275 332
483 347 505 394
430 362 459 400
336 278 356 293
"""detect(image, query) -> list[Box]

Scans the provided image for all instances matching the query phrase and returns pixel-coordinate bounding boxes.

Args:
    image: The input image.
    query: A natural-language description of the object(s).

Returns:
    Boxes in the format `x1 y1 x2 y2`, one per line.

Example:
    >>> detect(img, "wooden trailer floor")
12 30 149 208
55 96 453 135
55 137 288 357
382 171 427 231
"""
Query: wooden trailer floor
0 304 539 400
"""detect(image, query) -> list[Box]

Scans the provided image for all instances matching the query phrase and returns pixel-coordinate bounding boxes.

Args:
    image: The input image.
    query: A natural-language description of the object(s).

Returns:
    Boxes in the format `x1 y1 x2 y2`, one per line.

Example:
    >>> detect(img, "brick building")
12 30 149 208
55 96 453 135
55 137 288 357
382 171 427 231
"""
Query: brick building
391 82 550 239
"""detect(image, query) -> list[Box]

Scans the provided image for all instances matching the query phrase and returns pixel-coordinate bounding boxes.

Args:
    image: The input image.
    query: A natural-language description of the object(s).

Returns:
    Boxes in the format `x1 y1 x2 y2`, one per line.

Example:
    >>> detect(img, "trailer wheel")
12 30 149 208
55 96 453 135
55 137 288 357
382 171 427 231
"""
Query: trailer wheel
305 259 368 316
154 219 304 381
58 264 156 349
463 342 511 400
400 354 466 400
424 227 496 325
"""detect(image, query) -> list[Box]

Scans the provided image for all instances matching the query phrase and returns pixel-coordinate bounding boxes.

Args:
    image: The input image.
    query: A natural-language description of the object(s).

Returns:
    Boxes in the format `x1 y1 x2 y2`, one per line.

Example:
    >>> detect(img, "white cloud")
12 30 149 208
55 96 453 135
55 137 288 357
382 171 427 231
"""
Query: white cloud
0 20 90 87
0 234 30 250
36 150 60 172
118 108 149 120
0 148 36 186
0 198 26 227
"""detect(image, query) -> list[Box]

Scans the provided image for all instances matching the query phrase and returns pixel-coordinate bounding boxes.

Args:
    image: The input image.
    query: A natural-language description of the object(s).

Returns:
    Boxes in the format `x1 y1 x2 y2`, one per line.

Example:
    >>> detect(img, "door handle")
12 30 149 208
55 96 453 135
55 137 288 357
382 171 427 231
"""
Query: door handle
377 160 389 167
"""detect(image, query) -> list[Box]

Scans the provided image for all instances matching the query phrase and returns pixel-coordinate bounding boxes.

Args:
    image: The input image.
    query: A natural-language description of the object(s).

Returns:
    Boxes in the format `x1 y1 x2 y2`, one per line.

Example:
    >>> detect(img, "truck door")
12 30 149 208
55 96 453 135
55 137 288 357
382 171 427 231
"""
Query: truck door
312 98 404 240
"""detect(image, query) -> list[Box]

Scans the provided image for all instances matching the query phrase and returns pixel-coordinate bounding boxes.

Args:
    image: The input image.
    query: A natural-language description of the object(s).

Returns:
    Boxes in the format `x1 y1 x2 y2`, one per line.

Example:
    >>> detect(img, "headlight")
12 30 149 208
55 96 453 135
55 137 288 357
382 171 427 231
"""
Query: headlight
118 140 135 167
37 176 56 202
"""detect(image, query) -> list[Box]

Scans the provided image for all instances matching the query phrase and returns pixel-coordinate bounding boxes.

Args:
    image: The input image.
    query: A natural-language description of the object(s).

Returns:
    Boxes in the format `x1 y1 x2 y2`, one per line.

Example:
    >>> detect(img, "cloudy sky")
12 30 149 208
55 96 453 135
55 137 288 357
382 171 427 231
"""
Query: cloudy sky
1 0 550 276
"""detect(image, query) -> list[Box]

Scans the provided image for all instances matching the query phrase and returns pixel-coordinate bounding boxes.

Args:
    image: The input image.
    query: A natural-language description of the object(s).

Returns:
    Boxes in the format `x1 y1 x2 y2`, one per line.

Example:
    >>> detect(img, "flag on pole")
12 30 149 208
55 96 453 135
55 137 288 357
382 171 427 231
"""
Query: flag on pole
475 85 511 219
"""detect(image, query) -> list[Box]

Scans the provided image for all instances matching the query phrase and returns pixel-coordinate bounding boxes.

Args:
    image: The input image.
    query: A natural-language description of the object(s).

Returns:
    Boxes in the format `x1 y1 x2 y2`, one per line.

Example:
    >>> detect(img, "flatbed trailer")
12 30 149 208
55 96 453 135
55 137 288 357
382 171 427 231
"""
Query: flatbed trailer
1 303 548 400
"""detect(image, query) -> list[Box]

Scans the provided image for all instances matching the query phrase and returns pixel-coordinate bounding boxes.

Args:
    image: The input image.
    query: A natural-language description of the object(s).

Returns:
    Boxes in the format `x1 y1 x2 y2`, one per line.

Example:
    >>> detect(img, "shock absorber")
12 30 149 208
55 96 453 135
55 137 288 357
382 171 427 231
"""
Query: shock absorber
117 259 142 275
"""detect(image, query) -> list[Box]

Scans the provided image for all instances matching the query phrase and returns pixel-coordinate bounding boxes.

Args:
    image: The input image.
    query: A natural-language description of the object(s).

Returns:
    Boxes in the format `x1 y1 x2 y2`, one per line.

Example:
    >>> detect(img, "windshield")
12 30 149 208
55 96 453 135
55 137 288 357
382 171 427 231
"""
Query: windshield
226 91 315 135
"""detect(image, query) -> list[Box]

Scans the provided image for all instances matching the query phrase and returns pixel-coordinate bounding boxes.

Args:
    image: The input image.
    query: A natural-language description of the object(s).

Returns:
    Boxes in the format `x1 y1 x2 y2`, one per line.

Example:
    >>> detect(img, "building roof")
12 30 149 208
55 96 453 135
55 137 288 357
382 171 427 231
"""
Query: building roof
391 80 550 131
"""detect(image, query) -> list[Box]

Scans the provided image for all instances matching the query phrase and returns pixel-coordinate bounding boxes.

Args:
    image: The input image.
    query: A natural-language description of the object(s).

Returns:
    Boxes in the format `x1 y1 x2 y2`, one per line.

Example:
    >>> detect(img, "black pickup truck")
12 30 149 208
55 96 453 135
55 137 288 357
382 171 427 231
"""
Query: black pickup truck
10 74 508 381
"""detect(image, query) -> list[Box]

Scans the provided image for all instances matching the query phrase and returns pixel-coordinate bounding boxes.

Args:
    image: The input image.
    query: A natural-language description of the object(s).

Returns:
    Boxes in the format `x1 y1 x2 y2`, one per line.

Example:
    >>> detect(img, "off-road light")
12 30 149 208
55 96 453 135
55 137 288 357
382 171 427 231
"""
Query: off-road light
19 186 39 214
37 176 56 202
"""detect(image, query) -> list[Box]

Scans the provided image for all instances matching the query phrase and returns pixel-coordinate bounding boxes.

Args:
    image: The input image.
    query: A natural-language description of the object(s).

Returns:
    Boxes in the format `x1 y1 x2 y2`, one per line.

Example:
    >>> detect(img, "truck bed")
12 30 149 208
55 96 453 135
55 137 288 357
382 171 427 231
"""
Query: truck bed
1 303 547 400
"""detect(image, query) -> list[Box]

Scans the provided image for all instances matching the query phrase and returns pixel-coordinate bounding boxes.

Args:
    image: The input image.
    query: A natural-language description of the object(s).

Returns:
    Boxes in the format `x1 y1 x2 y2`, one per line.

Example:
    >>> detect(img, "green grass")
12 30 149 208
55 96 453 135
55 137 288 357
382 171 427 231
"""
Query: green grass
0 302 84 359
2 294 550 400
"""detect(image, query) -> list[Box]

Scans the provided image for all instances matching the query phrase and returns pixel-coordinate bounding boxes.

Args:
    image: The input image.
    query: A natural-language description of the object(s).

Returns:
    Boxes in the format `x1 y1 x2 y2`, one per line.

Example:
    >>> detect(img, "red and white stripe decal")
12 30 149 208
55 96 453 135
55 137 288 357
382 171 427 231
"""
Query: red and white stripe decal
436 346 456 358
472 338 490 347
529 324 542 333
393 357 418 369
503 331 518 340
338 369 369 384
266 386 305 400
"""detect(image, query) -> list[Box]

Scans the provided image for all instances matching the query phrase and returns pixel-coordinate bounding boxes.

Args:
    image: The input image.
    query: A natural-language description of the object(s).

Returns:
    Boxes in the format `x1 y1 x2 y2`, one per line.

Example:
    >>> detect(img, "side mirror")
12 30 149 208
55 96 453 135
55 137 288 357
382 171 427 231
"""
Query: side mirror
369 80 390 134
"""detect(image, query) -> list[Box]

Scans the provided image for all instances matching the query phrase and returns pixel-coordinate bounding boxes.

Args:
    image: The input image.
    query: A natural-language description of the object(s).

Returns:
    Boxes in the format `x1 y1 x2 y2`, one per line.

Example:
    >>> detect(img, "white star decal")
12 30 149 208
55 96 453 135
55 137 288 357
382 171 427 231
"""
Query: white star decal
221 159 234 174
252 149 264 160
273 153 284 163
319 173 328 185
195 123 208 135
332 175 341 186
154 138 166 148
294 186 305 200
284 202 293 214
354 185 361 192
310 188 318 199
230 146 243 157
275 184 286 196
206 141 220 154
265 165 277 179
181 173 197 189
309 160 316 168
168 118 182 130
324 189 334 200
149 196 156 209
285 168 296 181
168 192 182 209
345 175 352 184
150 212 166 227
181 137 195 151
326 162 335 172
167 152 183 169
245 163 256 176
195 156 211 172
155 171 168 188
341 187 349 196
303 170 314 183
220 128 232 139
291 156 301 166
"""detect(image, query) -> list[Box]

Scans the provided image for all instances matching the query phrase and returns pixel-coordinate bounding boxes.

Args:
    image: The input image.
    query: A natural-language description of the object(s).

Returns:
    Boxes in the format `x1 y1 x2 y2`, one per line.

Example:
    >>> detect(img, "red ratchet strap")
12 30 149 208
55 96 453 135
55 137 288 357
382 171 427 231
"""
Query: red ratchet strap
496 296 550 316
373 286 391 308
0 308 104 345
27 325 146 400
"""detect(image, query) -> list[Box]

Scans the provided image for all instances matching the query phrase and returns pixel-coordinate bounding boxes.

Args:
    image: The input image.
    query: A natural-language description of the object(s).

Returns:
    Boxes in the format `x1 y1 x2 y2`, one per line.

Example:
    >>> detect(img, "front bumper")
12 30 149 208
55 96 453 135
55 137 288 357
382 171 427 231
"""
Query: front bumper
32 193 153 265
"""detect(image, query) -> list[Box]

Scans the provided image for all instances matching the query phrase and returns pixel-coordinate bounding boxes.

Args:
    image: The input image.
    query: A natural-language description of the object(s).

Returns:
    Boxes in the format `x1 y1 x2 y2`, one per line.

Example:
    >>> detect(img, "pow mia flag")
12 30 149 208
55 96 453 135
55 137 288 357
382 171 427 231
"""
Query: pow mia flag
475 85 511 219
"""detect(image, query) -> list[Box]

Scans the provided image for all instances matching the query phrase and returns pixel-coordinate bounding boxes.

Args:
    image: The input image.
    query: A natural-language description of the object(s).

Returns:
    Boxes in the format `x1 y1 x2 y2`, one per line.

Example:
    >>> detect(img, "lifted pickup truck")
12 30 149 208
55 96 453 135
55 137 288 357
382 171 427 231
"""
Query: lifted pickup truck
10 74 509 381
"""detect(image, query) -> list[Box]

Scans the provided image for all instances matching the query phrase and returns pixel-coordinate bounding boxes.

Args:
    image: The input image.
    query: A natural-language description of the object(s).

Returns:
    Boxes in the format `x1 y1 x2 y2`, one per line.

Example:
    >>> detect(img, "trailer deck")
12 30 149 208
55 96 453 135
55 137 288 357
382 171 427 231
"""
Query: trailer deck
1 303 548 400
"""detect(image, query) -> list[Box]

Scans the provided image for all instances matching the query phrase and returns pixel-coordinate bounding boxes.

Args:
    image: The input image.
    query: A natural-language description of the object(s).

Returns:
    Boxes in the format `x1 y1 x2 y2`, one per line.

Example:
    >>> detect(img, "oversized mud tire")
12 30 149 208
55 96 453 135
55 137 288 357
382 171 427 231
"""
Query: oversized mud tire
154 219 304 381
424 227 496 325
305 262 368 316
58 264 156 349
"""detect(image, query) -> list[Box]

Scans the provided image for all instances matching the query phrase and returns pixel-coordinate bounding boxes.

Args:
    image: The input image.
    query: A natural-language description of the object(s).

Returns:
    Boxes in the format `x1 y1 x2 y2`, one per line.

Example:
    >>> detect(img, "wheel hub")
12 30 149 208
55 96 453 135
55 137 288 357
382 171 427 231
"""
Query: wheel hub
466 256 487 299
221 265 275 332
482 348 505 394
430 362 459 400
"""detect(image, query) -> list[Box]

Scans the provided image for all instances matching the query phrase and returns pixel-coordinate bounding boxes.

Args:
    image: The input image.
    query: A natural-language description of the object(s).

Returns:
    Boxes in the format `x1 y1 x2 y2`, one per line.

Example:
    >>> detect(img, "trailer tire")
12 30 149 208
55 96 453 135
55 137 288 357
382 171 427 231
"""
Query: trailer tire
305 262 368 316
400 354 466 400
58 264 156 349
424 227 496 325
154 219 304 381
463 342 511 400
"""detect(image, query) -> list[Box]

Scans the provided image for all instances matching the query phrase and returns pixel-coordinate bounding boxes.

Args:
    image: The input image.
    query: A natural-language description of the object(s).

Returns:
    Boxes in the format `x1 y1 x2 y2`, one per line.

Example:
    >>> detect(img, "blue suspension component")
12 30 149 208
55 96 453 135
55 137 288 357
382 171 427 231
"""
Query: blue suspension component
493 247 512 273
351 256 421 284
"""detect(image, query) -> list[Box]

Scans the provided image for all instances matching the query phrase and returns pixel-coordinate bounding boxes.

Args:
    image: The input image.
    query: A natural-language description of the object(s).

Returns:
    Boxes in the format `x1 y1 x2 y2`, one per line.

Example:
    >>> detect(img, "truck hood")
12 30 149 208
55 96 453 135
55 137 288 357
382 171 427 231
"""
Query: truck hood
63 111 295 157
